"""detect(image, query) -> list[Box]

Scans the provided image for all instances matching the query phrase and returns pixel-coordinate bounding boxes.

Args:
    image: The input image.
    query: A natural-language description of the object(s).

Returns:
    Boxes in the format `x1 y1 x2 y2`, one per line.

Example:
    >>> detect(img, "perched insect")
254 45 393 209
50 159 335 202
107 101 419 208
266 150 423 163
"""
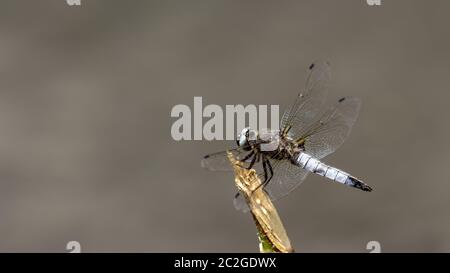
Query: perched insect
202 61 372 211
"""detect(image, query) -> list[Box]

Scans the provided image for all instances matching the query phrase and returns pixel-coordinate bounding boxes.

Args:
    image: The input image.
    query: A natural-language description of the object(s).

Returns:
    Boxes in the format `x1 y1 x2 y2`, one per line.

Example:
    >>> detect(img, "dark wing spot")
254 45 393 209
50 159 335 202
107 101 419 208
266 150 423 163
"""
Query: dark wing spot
203 155 210 159
309 63 315 70
338 97 346 103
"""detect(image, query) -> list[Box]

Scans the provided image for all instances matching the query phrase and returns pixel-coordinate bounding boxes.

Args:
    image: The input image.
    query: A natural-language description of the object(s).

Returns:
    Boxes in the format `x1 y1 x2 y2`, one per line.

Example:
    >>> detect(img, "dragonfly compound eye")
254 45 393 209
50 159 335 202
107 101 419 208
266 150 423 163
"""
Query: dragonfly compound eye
238 128 250 147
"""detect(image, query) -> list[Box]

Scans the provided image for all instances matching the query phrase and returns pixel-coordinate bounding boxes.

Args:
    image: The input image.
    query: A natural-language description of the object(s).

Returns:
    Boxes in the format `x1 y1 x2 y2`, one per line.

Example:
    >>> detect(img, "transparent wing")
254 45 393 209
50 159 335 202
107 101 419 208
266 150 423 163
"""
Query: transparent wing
261 158 310 202
301 97 362 159
233 158 309 211
202 137 271 171
233 192 250 213
201 147 249 172
280 61 331 138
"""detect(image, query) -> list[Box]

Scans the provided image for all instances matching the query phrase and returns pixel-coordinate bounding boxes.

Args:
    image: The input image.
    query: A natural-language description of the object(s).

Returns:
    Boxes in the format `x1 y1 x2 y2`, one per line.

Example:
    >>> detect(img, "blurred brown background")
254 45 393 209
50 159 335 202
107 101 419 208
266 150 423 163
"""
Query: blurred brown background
0 0 449 252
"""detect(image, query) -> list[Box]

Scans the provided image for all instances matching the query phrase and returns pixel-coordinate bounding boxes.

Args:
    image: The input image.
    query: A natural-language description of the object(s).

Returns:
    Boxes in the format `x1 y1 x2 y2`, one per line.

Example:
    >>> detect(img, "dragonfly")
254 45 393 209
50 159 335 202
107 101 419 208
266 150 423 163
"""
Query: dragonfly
201 61 372 212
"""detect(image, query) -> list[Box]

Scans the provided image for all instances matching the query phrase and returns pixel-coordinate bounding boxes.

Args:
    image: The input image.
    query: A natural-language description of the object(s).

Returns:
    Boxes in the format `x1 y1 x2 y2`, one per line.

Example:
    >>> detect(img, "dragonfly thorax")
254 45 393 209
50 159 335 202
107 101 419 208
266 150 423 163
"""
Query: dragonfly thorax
237 127 299 159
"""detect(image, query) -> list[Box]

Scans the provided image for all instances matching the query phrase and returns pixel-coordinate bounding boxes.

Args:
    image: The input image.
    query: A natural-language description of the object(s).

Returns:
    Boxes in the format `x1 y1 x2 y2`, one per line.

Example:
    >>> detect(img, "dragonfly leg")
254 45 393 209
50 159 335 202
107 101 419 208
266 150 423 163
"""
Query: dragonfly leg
240 150 254 162
261 155 268 183
246 152 258 170
252 155 273 194
237 150 254 168
265 157 274 184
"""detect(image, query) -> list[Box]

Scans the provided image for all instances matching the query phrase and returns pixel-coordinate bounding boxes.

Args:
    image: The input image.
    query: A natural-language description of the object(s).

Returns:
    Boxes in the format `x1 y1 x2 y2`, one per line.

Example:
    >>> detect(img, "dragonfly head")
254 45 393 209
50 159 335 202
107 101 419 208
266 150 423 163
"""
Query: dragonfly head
237 127 257 150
